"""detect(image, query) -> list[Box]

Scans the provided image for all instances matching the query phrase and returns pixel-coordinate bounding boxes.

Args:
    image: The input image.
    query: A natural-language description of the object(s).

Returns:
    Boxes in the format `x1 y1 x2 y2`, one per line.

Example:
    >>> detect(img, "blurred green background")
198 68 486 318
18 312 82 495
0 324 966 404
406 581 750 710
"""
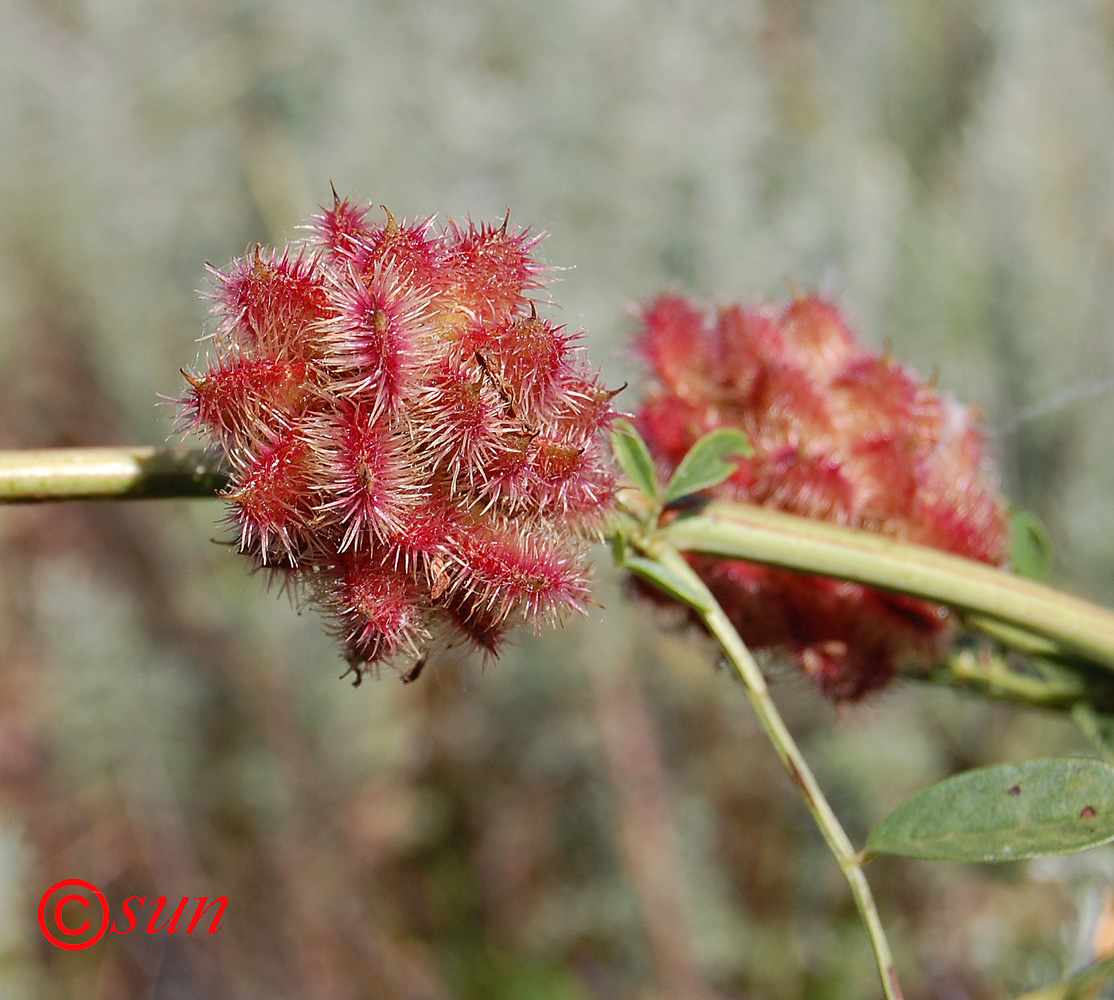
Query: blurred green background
3 1 1114 997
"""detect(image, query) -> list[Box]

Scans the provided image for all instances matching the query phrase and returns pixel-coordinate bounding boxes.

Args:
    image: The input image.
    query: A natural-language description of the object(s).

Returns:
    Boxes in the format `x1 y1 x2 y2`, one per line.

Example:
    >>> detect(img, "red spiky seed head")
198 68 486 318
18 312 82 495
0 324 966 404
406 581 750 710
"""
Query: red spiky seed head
486 314 572 413
632 292 1009 701
321 268 430 415
306 406 421 551
179 197 618 681
451 522 591 627
178 357 315 461
359 211 441 289
407 354 514 490
226 425 316 564
311 193 375 260
213 246 330 359
438 217 546 324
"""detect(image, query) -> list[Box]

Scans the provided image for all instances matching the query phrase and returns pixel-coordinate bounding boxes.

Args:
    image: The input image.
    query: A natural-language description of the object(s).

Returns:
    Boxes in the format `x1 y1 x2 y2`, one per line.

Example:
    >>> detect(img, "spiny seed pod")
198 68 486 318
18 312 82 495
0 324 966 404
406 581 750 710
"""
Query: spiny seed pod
179 195 619 682
633 292 1009 701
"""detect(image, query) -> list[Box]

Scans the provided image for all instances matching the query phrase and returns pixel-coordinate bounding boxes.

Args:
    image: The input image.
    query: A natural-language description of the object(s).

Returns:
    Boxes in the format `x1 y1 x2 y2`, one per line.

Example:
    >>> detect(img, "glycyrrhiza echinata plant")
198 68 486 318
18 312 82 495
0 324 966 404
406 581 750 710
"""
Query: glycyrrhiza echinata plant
10 194 1114 1000
631 293 1009 700
177 197 619 681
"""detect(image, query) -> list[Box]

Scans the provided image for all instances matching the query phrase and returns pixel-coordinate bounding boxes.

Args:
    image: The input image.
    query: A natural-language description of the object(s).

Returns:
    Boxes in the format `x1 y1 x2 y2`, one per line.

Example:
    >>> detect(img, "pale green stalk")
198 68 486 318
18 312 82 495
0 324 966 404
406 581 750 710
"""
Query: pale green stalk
661 499 1114 672
645 545 905 1000
930 646 1106 709
0 447 226 502
8 448 1114 680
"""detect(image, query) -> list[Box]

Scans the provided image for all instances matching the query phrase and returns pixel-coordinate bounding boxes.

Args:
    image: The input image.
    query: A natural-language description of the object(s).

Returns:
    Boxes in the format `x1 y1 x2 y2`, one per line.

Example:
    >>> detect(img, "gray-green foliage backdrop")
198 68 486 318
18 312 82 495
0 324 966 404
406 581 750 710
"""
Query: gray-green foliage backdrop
2 2 1113 997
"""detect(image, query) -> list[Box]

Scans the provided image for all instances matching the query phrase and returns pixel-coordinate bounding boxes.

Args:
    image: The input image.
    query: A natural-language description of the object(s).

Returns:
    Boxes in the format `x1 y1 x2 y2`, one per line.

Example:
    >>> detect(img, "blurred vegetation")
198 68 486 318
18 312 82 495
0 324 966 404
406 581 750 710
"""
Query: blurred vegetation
3 0 1114 997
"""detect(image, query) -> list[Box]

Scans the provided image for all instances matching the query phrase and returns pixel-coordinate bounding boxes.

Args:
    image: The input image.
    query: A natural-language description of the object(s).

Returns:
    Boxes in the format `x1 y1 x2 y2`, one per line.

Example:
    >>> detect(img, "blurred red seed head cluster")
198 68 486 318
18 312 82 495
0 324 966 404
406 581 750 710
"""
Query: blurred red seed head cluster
179 197 619 678
634 293 1009 700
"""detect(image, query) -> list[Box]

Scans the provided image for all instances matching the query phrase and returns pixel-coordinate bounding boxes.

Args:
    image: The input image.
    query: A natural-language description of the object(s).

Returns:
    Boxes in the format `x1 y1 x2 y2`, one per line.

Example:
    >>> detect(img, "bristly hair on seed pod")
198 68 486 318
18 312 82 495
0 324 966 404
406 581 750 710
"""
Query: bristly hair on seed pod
632 291 1009 702
210 245 330 360
438 214 547 324
178 193 620 683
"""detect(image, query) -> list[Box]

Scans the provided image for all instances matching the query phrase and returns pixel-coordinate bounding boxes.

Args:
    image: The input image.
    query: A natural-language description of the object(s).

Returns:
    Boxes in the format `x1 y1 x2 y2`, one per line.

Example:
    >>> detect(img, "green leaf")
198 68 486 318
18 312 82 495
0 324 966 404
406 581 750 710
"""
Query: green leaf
662 428 754 506
866 757 1114 863
610 421 660 503
1011 509 1054 582
1012 953 1114 1000
609 530 628 568
1072 704 1114 764
620 552 714 614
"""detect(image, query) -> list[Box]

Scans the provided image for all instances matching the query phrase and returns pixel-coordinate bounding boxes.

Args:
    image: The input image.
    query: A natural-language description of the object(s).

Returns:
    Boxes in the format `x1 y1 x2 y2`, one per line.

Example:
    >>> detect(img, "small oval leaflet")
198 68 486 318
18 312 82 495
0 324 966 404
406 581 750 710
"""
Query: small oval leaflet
1011 952 1114 1000
1009 508 1054 583
662 428 753 506
611 421 661 503
619 552 714 615
866 757 1114 863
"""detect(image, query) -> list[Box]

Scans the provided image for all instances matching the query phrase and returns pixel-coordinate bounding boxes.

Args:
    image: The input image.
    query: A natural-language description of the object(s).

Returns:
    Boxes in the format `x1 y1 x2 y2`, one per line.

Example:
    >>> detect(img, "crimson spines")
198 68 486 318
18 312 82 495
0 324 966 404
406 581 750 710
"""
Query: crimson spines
634 292 1008 701
180 199 618 677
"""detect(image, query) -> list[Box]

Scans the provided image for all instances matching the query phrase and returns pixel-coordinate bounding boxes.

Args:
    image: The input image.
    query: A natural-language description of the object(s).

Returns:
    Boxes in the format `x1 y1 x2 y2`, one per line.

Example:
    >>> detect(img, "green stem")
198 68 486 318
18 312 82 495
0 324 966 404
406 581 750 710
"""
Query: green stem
637 543 906 1000
662 499 1114 673
922 645 1110 710
0 447 227 502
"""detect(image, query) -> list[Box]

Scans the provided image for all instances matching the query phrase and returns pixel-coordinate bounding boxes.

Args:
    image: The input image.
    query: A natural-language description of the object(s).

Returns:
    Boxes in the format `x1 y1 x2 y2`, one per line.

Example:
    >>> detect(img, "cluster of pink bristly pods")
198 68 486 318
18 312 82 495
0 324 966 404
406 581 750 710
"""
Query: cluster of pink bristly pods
179 196 619 680
633 294 1009 699
180 194 1009 700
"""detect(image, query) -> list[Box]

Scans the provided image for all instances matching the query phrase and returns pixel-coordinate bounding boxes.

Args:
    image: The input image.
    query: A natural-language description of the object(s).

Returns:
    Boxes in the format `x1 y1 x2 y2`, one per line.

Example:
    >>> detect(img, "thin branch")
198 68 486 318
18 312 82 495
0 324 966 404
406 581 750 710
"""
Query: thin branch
918 644 1114 711
660 499 1114 673
641 545 905 1000
0 447 227 502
